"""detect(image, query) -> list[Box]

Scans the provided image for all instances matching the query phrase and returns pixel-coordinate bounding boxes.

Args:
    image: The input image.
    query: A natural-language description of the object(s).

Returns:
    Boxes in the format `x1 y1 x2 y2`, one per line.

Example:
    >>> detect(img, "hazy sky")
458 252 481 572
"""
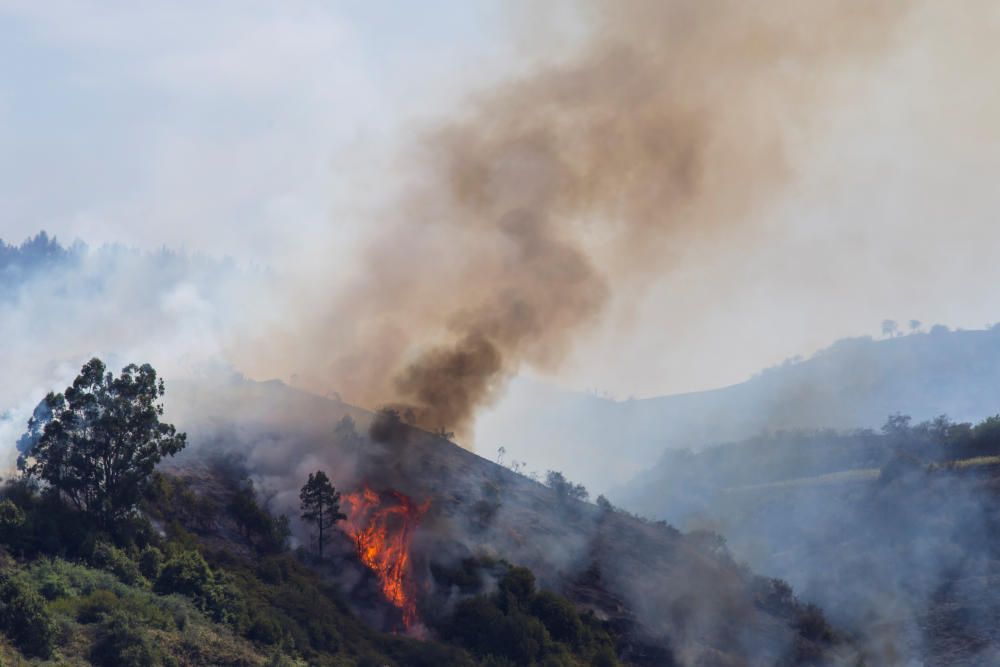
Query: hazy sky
3 2 1000 400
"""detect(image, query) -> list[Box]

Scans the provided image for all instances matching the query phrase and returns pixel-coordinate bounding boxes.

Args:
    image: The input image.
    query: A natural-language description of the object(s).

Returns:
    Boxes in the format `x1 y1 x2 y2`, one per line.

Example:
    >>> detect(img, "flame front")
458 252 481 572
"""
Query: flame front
342 485 429 629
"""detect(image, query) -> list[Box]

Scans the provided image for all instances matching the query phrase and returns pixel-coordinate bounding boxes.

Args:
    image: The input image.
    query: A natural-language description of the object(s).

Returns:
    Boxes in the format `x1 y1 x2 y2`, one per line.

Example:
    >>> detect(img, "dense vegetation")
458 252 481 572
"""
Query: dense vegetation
0 460 637 665
0 358 631 665
625 411 1000 518
0 231 78 288
429 558 620 667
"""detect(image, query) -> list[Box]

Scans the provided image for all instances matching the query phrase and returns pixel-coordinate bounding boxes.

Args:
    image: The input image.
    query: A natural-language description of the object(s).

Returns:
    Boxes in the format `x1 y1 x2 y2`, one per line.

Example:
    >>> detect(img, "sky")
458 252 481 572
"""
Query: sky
2 1 1000 404
0 1 518 260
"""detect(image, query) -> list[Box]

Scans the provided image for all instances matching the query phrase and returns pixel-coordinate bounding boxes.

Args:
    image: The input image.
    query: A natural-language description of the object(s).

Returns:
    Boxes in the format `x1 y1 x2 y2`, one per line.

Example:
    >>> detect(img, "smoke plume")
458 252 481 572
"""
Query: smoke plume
270 0 911 440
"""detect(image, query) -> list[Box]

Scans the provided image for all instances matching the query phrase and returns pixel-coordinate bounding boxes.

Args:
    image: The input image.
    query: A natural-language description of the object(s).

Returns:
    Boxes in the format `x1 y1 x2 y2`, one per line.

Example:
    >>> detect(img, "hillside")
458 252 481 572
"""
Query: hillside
616 416 1000 665
166 374 863 665
0 372 861 666
479 327 1000 492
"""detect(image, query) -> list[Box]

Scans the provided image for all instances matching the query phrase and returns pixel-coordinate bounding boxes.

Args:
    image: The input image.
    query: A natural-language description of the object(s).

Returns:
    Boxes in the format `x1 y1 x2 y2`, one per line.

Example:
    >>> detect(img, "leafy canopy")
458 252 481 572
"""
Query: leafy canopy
299 470 346 559
18 358 186 527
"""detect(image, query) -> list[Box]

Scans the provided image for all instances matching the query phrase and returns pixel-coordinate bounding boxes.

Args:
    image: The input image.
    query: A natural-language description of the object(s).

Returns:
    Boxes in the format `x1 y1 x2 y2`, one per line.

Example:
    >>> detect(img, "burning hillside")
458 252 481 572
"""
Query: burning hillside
165 375 864 665
342 485 430 631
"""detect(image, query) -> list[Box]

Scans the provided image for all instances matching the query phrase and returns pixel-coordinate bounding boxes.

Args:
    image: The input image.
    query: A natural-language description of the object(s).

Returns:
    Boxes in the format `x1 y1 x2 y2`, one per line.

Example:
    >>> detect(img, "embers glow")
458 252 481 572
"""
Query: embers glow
342 485 429 629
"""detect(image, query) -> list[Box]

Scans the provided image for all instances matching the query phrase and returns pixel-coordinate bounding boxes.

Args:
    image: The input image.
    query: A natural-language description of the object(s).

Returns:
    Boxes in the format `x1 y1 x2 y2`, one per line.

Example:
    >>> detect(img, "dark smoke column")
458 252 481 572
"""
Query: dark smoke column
282 1 913 444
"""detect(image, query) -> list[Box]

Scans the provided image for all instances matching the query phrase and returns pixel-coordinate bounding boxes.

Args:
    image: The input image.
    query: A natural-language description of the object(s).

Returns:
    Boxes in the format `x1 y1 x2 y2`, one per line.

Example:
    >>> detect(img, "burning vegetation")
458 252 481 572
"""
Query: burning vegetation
342 485 430 630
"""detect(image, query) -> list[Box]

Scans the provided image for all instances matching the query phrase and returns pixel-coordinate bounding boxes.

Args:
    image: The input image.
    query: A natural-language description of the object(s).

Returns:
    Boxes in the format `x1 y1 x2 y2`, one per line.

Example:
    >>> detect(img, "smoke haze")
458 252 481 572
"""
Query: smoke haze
4 5 1000 662
246 0 914 439
3 1 1000 448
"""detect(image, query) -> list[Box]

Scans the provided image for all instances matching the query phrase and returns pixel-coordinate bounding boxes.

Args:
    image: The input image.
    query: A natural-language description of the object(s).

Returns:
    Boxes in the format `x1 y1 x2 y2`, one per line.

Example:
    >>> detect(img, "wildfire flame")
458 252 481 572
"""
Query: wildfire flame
342 485 430 629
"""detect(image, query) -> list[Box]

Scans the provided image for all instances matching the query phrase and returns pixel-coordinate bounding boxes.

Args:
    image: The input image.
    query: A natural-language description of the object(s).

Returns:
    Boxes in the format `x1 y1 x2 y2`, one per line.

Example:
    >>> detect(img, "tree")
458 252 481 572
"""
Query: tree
229 481 290 553
18 358 186 529
881 319 899 338
299 471 346 560
369 407 406 443
595 494 614 512
333 415 362 451
545 471 589 502
882 413 912 438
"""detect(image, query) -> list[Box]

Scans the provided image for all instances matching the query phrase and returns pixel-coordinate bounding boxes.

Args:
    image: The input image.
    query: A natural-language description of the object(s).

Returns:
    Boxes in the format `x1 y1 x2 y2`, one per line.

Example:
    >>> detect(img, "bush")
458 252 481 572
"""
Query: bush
0 570 55 657
591 645 620 667
91 611 167 667
498 611 548 664
77 589 120 623
139 545 164 580
155 550 240 623
437 561 621 667
0 499 25 540
248 612 284 645
91 540 142 586
531 591 584 646
156 550 213 598
795 603 834 643
447 596 506 656
228 483 290 554
545 471 589 502
257 555 288 585
306 616 341 653
498 566 535 610
37 571 72 600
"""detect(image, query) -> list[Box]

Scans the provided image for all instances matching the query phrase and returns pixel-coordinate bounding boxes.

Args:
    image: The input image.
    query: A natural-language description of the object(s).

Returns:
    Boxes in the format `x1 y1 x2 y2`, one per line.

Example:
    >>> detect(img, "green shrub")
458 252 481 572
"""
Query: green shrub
156 550 241 623
257 555 291 585
91 611 167 667
591 645 620 667
77 589 120 623
156 550 213 597
91 540 142 586
139 545 164 580
438 561 619 667
498 611 548 664
0 570 55 657
447 596 505 656
306 616 341 653
248 612 284 645
480 657 518 667
531 591 584 646
37 571 72 600
0 499 25 539
498 566 535 611
539 652 577 667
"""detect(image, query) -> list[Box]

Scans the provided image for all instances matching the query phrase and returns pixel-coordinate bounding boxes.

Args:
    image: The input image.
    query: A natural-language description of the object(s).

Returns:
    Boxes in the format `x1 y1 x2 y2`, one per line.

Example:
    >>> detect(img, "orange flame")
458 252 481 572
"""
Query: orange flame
342 485 430 629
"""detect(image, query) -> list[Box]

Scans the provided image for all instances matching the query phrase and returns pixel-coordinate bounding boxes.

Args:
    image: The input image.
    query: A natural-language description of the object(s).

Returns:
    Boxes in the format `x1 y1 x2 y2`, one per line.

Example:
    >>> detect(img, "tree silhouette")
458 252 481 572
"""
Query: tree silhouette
545 471 589 502
18 358 186 528
299 471 346 560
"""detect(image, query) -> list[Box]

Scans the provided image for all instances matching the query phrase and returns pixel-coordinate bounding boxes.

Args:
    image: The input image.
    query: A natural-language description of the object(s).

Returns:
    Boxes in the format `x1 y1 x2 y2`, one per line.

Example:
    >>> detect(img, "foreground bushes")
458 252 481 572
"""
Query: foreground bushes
0 569 55 657
0 470 616 666
91 611 168 667
438 563 620 666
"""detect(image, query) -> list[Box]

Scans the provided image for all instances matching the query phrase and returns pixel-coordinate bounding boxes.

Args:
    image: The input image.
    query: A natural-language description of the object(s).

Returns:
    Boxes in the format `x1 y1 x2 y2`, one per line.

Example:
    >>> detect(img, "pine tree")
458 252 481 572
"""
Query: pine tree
299 471 346 560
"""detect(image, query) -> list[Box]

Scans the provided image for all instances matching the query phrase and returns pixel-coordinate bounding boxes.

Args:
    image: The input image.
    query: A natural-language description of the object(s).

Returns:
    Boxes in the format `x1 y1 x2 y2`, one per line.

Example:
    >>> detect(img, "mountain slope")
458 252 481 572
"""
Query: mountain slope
615 418 1000 665
479 327 1000 492
162 374 861 666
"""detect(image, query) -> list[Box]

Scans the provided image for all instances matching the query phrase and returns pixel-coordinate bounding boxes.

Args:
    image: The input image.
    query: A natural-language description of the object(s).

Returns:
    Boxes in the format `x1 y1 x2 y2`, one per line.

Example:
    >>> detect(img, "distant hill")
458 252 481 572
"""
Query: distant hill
611 415 1000 666
478 327 1000 493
